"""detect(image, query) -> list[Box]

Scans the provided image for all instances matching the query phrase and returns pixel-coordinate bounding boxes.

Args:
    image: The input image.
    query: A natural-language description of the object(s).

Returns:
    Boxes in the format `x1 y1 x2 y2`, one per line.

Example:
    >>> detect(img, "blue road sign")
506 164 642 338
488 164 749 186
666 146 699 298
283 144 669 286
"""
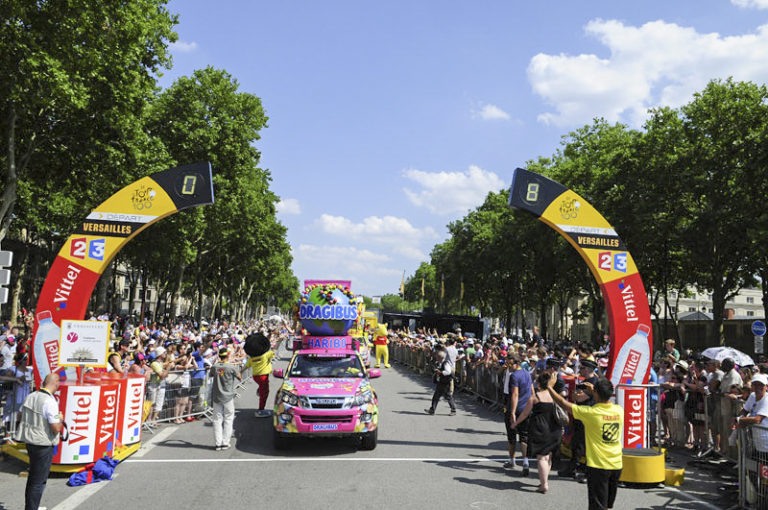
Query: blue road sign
752 320 767 337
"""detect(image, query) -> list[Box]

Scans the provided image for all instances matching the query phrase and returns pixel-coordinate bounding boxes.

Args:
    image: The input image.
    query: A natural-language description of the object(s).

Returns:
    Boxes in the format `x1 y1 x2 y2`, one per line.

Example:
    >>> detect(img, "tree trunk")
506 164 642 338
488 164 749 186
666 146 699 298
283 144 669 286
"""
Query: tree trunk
761 267 768 323
712 282 727 346
95 263 112 314
0 107 19 243
169 263 186 318
9 232 29 322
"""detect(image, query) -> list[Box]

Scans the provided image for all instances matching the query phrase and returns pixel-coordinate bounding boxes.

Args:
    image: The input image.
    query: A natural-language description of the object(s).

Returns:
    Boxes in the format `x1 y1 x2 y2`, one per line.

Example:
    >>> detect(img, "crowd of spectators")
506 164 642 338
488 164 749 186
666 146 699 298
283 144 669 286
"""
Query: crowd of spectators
0 313 292 434
389 328 767 463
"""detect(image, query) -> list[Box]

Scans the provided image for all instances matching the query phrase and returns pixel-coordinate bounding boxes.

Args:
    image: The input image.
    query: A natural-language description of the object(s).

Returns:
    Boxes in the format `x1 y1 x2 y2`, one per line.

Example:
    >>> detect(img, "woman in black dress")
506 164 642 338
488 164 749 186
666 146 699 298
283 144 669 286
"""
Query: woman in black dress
514 372 563 493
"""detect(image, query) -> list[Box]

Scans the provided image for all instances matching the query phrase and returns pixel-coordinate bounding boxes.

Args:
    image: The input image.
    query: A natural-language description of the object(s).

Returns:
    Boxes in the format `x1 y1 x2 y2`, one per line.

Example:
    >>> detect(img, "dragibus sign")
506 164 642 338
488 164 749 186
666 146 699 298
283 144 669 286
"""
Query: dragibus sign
298 304 358 321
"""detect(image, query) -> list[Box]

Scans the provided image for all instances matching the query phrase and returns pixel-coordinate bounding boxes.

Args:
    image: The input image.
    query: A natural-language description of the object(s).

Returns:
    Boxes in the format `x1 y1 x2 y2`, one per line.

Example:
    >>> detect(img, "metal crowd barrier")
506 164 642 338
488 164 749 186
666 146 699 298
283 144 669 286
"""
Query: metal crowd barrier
1 375 35 442
391 343 506 409
144 367 214 428
739 423 768 509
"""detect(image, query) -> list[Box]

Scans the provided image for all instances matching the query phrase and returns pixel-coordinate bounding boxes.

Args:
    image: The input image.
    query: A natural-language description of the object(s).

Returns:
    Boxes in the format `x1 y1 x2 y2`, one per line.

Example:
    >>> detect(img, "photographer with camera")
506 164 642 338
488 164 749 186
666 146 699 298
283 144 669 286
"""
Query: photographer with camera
425 345 457 416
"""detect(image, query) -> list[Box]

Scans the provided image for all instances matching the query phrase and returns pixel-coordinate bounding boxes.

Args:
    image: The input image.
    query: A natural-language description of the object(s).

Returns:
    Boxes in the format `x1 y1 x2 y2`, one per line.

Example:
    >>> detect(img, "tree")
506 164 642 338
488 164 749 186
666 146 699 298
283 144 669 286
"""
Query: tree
676 79 767 344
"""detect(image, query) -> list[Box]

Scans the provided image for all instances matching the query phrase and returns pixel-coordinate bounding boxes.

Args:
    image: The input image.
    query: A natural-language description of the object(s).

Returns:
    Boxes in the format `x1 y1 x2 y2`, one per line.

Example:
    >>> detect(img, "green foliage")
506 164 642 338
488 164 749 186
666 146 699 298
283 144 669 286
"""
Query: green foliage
0 3 297 319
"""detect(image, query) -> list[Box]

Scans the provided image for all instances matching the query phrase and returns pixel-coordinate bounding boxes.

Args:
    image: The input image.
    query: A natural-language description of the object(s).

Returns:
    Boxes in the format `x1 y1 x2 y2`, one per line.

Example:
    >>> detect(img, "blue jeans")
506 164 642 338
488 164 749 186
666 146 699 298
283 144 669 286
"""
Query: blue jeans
26 444 54 510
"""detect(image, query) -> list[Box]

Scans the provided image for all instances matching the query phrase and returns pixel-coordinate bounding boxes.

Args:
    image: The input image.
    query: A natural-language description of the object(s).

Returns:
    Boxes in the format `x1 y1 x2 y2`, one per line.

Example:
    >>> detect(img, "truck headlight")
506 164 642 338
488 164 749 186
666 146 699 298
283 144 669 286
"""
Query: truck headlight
361 412 373 422
353 390 373 407
279 390 299 406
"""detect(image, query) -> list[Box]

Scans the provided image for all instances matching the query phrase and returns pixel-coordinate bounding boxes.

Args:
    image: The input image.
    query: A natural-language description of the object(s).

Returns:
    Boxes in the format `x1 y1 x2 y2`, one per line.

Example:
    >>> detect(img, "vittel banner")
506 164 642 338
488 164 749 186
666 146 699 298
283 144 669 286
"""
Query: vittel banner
622 387 647 449
94 382 121 459
119 376 146 445
30 162 214 387
508 168 653 449
55 385 101 464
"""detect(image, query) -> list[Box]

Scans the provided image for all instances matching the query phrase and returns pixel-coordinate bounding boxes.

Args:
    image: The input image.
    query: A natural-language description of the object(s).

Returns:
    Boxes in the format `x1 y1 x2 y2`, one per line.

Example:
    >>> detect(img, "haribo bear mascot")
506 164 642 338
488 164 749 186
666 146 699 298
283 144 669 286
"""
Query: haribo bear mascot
373 323 390 369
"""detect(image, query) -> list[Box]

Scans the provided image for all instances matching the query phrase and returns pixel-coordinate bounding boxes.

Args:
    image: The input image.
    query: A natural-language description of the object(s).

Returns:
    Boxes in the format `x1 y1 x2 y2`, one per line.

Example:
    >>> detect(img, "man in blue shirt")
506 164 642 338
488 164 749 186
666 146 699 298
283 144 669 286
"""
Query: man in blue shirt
504 355 533 476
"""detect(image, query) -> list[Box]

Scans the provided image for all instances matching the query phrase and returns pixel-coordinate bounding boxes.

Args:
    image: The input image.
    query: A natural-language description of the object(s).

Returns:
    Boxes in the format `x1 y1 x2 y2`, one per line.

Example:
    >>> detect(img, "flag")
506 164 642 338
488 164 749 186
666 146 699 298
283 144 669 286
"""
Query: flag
399 271 405 297
421 277 425 297
440 275 445 300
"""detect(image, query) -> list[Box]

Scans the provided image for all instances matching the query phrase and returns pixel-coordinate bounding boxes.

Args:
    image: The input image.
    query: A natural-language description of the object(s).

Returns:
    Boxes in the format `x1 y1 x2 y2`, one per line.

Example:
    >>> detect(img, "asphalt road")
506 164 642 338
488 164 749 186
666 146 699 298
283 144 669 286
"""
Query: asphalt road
0 356 725 510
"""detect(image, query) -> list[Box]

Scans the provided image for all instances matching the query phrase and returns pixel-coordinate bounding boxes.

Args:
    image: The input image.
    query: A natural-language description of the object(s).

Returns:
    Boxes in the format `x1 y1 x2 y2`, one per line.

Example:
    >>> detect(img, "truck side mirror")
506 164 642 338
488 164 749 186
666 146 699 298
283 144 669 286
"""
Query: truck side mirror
272 368 284 378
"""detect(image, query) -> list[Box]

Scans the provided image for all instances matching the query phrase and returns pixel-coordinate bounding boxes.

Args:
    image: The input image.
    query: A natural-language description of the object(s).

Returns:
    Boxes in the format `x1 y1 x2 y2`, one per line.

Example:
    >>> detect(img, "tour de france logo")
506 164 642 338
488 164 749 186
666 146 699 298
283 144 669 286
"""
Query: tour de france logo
131 185 156 211
560 197 581 220
602 422 620 443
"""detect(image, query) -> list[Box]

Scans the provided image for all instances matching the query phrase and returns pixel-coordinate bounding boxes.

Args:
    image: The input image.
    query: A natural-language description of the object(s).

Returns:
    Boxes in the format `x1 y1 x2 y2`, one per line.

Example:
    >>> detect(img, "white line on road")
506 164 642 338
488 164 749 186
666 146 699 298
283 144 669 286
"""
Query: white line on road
50 474 118 510
131 426 179 458
123 457 509 463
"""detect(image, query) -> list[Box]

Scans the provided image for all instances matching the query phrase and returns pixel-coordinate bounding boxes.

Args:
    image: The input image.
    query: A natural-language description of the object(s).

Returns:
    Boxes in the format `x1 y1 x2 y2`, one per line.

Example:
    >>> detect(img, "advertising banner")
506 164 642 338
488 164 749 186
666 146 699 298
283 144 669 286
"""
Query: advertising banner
54 384 101 464
58 320 110 368
508 168 653 448
93 381 121 459
118 375 146 446
31 162 214 386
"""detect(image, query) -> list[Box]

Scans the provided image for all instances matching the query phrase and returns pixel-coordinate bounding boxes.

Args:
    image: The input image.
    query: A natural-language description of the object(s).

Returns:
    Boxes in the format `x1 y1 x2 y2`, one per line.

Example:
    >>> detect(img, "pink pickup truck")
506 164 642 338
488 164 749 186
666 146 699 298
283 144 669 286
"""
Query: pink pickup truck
272 341 381 450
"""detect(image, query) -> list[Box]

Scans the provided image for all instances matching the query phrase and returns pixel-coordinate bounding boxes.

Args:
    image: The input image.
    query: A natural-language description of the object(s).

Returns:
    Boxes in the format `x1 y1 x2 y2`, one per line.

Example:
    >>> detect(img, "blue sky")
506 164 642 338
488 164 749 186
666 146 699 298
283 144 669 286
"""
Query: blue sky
159 0 768 296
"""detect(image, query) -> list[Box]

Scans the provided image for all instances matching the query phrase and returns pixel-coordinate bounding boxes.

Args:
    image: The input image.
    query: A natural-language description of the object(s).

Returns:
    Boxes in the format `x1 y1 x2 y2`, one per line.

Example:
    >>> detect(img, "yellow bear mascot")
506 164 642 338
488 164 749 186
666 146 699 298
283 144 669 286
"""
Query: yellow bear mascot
374 323 390 368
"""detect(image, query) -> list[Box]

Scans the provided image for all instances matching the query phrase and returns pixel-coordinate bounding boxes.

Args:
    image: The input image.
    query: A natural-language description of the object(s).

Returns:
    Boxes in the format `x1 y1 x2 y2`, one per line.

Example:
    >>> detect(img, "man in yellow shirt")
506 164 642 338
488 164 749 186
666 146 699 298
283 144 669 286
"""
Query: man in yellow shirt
243 346 275 418
547 373 623 510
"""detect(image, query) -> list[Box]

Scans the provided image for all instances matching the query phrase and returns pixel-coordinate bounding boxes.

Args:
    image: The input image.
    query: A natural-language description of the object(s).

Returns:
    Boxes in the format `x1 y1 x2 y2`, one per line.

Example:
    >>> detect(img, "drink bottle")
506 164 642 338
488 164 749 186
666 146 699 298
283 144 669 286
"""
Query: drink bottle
610 323 651 387
32 310 61 382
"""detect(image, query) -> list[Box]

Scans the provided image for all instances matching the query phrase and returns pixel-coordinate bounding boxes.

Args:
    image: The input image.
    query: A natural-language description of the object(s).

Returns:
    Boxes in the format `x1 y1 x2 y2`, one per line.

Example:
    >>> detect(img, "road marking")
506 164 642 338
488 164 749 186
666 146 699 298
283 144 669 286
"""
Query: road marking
130 425 178 458
124 457 510 463
51 474 118 510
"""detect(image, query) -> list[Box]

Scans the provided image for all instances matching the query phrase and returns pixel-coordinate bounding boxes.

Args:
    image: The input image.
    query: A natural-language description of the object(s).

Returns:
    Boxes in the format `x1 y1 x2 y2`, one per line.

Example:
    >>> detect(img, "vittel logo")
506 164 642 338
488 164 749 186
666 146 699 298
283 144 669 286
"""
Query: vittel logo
53 264 82 310
98 388 118 444
618 279 639 323
44 340 58 368
625 391 645 447
126 383 143 431
621 349 641 382
68 390 92 445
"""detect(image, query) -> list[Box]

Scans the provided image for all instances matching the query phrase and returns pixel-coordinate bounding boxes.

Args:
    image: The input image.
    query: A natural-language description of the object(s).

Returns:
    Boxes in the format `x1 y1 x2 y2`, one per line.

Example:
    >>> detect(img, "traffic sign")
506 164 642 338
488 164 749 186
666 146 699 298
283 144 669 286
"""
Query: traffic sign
0 250 12 267
752 320 767 337
756 336 764 355
0 269 9 286
0 288 7 305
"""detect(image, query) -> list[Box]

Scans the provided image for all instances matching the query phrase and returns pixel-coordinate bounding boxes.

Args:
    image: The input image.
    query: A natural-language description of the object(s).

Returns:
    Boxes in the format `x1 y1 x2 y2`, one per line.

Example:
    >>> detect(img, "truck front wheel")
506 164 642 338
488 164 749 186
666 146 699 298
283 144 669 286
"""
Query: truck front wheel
360 428 377 450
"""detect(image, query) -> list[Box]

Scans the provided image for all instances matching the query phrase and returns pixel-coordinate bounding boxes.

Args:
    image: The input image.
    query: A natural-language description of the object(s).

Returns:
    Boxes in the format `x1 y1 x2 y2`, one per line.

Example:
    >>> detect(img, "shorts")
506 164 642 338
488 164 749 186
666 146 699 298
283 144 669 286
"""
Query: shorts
504 396 529 443
148 384 166 412
189 378 204 400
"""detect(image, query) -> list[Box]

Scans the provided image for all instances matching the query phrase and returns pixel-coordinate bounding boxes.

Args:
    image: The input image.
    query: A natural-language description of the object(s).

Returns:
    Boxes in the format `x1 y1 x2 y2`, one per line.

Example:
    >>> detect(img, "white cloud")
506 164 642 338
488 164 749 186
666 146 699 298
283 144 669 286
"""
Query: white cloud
403 165 506 214
276 198 301 215
295 244 400 277
169 40 198 53
473 103 511 120
732 0 768 8
528 20 768 127
316 214 436 259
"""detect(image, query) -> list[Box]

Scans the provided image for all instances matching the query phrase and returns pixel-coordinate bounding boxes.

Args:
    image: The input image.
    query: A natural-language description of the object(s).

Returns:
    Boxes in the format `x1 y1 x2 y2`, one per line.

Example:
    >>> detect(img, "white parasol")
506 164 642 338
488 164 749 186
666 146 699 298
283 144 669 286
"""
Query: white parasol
701 346 755 367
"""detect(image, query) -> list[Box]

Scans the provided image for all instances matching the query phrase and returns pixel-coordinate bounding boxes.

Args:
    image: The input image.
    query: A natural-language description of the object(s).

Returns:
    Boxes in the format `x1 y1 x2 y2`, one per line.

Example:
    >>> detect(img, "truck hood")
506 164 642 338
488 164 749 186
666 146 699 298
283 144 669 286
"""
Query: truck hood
284 377 367 396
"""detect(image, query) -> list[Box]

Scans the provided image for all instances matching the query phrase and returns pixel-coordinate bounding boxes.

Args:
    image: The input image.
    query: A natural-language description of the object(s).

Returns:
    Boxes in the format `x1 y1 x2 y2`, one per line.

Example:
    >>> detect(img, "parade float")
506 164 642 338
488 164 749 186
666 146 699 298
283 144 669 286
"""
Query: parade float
271 280 380 450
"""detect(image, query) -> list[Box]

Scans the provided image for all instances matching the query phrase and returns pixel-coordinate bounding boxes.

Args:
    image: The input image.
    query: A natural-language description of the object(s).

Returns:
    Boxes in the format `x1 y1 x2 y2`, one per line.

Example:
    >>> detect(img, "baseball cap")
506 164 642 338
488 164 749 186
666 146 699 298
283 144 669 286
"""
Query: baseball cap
218 347 229 358
752 373 768 386
155 346 167 357
675 360 689 372
148 339 156 345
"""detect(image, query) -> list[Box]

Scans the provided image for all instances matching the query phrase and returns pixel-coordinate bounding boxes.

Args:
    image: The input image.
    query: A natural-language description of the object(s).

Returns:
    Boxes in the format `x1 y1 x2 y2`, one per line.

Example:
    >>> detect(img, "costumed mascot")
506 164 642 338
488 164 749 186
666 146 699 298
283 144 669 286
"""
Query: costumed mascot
373 323 390 369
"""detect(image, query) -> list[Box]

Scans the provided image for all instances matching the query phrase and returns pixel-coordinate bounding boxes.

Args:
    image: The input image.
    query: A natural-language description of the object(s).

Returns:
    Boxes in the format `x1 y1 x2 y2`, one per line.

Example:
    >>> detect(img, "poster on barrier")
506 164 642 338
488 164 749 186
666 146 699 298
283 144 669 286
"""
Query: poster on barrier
58 320 110 368
93 381 121 459
118 375 145 445
54 384 100 464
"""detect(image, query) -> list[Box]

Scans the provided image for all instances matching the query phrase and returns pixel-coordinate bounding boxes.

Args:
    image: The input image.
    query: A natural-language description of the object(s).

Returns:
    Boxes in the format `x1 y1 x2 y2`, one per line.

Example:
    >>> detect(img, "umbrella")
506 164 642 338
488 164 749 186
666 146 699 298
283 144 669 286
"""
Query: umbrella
244 332 271 357
700 346 755 367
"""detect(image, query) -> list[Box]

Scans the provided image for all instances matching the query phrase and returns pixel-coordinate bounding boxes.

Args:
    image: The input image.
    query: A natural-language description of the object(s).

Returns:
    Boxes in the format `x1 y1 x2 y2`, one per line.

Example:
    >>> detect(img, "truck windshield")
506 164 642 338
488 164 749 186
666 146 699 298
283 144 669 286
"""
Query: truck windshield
288 354 365 378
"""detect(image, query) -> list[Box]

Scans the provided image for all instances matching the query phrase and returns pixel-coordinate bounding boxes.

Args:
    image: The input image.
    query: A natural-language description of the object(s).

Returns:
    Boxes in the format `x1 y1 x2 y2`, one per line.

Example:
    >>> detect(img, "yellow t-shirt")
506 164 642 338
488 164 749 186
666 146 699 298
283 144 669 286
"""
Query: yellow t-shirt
246 351 275 376
571 402 623 470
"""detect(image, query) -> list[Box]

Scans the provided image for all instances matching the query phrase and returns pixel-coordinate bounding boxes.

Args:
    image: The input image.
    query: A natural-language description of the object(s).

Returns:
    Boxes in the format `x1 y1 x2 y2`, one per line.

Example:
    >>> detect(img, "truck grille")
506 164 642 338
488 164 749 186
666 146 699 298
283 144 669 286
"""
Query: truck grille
301 415 354 423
